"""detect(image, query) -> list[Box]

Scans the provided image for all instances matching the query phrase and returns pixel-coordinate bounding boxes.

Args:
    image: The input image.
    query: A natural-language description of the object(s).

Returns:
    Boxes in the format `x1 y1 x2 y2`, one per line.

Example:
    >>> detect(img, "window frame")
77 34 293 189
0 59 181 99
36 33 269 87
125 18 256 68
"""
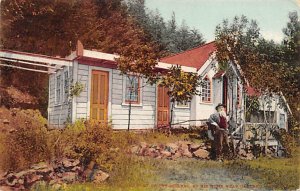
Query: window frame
55 73 62 105
123 75 142 105
201 76 212 103
63 71 69 103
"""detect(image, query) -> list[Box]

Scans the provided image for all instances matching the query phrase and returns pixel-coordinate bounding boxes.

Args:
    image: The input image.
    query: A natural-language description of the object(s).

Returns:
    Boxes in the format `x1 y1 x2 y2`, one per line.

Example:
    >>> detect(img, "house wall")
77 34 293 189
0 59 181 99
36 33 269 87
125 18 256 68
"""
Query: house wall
48 66 72 127
73 63 157 129
194 61 217 126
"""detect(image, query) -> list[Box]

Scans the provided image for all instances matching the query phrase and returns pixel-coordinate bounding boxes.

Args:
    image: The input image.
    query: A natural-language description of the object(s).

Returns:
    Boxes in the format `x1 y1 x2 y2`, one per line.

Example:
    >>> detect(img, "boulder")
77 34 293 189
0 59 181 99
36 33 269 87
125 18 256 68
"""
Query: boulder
193 149 210 159
189 143 201 152
245 153 254 160
165 143 179 154
171 152 182 160
238 149 247 157
181 147 193 158
62 159 80 168
92 170 109 183
160 150 172 158
31 162 48 170
61 172 77 183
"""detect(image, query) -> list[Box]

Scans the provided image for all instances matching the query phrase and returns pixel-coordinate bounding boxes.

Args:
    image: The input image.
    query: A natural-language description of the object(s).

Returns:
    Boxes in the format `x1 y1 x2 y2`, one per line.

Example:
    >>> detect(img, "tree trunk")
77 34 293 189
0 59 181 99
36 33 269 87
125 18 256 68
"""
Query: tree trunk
169 101 174 129
127 89 132 131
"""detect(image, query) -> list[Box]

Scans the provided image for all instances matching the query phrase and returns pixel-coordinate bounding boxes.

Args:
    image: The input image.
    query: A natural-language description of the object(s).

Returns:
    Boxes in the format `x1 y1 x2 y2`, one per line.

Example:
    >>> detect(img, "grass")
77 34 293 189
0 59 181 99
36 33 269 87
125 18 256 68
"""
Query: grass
224 148 300 190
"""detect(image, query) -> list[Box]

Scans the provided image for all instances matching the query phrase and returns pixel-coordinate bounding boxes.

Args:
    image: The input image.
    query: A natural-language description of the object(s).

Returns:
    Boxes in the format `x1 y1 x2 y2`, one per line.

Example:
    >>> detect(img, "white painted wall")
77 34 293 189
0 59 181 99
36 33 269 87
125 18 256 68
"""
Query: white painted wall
48 66 72 127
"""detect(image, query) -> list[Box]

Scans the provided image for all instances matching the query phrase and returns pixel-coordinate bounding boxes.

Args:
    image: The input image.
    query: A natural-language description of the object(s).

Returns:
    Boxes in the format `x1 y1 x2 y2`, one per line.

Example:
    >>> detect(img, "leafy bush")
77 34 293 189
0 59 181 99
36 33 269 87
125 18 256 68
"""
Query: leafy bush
1 110 52 171
272 128 297 157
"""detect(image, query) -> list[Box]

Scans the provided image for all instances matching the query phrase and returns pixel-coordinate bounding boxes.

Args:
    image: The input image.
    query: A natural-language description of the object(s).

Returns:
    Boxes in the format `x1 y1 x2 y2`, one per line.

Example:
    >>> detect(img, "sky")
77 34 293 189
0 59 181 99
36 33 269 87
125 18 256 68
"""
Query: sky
145 0 300 43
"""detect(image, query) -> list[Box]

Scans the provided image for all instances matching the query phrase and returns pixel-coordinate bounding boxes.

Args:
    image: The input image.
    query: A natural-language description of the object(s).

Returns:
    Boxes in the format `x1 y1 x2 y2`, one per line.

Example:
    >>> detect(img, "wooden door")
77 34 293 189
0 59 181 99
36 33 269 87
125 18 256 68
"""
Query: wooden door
157 85 170 128
90 70 109 123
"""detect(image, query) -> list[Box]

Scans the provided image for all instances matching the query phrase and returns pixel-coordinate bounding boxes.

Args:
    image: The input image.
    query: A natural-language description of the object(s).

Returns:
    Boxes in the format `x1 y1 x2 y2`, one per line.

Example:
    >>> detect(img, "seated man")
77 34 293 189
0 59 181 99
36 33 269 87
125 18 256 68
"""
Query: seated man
207 103 229 160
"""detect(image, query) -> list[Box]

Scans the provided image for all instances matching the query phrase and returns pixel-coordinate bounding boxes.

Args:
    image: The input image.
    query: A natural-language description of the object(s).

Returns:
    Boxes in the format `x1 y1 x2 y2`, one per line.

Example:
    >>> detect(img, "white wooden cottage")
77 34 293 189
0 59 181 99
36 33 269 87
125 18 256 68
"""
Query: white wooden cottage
0 41 246 129
45 41 245 129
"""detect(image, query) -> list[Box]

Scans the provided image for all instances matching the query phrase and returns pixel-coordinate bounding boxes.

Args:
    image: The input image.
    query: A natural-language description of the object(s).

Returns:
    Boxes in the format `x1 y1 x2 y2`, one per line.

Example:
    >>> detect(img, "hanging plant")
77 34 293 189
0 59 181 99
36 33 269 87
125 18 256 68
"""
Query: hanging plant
70 81 84 97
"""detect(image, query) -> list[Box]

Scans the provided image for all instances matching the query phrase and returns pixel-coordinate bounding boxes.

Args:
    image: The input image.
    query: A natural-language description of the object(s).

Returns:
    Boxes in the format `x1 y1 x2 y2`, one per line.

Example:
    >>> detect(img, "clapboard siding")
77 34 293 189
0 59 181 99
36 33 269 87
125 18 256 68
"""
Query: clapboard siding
110 69 156 129
75 64 90 119
48 67 72 128
173 107 190 127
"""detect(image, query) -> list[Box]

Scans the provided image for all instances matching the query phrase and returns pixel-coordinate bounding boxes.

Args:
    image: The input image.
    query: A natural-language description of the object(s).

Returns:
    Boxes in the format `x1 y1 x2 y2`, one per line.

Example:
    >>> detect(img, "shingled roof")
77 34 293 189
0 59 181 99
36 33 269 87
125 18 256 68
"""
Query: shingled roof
160 41 216 70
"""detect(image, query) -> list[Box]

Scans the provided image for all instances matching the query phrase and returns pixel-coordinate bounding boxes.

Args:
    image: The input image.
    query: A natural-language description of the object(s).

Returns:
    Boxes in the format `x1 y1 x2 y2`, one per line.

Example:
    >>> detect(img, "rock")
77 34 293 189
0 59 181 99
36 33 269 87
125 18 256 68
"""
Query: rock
62 159 80 168
31 162 48 170
61 172 77 183
4 173 17 186
130 146 140 154
165 143 179 154
0 186 12 191
189 143 201 151
144 148 156 156
181 147 193 158
171 152 182 160
24 173 43 186
238 149 247 157
160 151 172 158
177 141 192 148
92 170 109 183
4 179 17 187
140 142 148 149
193 149 210 159
246 153 254 160
3 119 9 125
71 166 81 172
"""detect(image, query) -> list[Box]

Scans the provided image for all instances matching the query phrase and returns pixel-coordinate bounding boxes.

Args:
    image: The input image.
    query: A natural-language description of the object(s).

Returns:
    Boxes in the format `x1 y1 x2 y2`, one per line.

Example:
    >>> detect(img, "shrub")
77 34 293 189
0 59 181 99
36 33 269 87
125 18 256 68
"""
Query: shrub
68 122 115 170
1 110 52 171
272 128 297 157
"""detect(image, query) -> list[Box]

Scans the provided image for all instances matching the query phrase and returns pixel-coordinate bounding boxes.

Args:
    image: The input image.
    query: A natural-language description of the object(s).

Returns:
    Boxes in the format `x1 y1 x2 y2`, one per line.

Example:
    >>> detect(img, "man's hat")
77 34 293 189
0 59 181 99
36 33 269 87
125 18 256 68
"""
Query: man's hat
215 103 226 110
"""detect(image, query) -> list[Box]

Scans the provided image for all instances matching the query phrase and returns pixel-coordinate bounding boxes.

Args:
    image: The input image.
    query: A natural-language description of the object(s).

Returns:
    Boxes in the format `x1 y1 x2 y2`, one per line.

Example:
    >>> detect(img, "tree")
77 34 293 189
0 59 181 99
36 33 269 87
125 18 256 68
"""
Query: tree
116 42 159 131
126 1 205 54
159 65 202 128
281 11 300 122
0 0 157 116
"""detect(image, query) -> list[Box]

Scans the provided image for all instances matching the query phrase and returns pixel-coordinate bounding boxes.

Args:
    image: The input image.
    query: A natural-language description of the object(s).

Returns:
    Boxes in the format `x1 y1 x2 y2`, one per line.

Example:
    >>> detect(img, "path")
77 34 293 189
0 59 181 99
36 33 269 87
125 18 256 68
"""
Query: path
148 159 266 191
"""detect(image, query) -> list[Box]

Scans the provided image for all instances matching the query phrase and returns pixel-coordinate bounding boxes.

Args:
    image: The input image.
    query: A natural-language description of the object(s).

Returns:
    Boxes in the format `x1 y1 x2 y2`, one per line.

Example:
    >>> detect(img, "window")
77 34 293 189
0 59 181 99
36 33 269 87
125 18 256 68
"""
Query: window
56 75 61 104
125 75 140 103
64 71 69 103
201 77 211 102
176 100 189 108
237 85 241 107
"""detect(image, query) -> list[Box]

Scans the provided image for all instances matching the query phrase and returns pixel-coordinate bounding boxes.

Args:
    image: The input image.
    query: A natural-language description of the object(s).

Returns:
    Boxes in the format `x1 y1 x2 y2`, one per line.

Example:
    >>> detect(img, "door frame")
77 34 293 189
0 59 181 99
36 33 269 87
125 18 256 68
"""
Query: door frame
87 66 112 121
156 84 170 128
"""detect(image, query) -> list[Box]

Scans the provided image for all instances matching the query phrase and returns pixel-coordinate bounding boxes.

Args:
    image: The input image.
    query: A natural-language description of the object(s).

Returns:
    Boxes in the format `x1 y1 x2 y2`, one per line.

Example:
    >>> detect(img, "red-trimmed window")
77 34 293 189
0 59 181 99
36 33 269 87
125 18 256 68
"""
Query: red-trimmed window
202 77 211 103
125 75 140 104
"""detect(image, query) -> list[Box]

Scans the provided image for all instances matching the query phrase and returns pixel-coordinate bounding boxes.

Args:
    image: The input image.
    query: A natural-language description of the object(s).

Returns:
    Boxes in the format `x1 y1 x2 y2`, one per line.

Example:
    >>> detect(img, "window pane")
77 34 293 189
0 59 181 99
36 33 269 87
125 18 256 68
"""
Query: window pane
201 77 211 102
126 76 139 102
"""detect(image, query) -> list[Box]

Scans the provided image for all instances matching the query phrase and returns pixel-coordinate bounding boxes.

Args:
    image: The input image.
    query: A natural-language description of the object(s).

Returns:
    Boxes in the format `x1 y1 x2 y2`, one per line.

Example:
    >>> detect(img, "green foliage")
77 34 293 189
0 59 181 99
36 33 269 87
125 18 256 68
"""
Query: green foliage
272 128 297 157
0 110 52 171
215 13 300 121
70 122 114 169
70 81 84 97
160 65 202 103
126 0 205 54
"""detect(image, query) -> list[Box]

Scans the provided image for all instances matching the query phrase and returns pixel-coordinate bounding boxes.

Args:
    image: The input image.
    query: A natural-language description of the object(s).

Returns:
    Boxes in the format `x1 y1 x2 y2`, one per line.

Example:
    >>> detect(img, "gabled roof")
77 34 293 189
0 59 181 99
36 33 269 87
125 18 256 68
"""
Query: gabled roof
160 41 216 70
